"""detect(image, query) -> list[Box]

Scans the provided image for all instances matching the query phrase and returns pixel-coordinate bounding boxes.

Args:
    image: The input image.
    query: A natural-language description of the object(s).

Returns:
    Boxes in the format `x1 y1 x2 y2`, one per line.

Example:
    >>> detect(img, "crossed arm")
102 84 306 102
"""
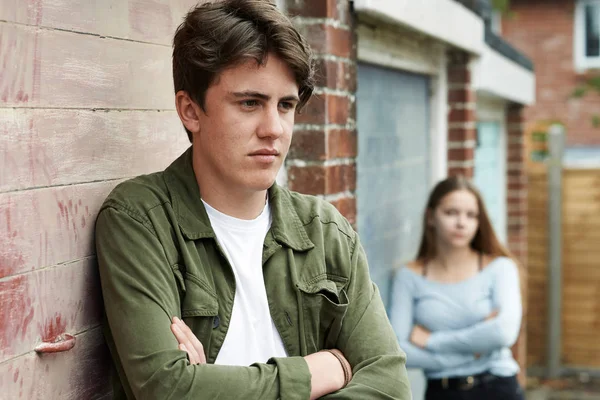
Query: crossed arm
97 205 411 399
389 262 522 371
422 261 522 355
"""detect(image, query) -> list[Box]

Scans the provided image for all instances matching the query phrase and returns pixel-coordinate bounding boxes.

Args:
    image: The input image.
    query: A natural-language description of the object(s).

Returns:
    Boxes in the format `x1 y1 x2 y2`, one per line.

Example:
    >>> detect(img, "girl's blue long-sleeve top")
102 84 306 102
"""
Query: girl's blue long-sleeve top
389 257 522 379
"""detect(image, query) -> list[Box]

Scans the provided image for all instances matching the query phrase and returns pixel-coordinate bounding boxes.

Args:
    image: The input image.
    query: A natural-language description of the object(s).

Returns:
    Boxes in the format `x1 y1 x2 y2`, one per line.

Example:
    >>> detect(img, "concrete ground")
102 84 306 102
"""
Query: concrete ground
526 377 600 400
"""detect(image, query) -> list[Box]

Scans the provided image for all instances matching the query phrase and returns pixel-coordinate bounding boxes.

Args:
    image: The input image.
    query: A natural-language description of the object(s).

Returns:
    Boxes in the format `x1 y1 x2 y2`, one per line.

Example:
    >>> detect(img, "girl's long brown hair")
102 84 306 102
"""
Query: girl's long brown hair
416 175 515 264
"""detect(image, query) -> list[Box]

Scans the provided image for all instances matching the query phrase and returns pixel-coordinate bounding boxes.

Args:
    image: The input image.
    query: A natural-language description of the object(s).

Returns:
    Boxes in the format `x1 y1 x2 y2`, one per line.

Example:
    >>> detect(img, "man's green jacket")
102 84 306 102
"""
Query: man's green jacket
96 147 411 399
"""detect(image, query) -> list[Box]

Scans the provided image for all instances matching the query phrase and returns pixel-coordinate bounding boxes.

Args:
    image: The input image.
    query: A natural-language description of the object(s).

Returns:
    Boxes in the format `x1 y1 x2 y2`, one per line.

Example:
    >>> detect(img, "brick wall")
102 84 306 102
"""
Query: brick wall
506 103 529 385
502 0 600 147
284 0 358 225
447 50 477 177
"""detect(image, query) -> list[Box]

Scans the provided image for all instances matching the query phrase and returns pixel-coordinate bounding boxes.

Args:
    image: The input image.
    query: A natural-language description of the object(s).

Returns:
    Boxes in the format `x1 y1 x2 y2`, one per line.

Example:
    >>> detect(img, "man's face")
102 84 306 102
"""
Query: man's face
189 54 299 194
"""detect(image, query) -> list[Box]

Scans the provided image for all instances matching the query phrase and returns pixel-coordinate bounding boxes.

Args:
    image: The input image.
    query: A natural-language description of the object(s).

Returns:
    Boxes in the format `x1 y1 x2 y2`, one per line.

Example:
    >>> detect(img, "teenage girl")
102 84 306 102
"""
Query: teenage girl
389 176 524 400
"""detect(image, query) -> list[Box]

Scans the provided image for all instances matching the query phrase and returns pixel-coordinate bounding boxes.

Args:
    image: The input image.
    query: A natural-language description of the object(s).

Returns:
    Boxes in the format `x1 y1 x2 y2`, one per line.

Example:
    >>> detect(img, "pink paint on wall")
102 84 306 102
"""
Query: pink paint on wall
0 259 102 362
129 0 173 41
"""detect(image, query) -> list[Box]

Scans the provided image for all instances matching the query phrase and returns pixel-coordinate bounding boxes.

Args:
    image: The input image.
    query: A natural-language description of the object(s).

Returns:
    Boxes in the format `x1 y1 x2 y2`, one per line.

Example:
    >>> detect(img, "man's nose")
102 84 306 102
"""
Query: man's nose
257 106 284 139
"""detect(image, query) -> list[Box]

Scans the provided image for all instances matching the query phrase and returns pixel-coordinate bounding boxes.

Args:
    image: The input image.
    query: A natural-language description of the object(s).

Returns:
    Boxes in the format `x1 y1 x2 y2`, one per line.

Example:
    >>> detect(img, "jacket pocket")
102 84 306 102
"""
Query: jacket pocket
174 267 219 356
298 276 349 353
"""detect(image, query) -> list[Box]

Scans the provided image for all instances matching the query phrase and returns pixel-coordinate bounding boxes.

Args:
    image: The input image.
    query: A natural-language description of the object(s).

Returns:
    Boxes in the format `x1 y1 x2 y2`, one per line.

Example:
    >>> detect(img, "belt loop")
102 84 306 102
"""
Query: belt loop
442 377 449 389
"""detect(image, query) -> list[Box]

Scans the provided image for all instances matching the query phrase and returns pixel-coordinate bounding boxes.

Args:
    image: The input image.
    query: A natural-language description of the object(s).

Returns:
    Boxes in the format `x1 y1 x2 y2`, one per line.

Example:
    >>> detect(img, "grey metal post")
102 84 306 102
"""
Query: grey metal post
547 124 565 378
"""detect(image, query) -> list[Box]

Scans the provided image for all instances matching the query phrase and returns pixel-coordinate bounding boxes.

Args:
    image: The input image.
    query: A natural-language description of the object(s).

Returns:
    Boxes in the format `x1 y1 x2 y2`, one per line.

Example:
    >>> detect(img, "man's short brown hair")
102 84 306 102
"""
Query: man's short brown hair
173 0 315 142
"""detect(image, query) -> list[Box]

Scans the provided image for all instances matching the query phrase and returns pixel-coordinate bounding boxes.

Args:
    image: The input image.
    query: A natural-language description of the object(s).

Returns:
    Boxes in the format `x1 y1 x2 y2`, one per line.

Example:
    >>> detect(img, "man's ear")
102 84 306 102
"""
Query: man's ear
175 91 202 134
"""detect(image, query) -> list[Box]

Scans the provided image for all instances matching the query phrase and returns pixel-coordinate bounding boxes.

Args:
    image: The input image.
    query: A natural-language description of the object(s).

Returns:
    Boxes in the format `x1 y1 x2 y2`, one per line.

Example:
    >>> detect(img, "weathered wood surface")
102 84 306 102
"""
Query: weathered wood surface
526 169 548 367
0 181 120 279
561 168 600 367
0 22 174 109
0 0 203 396
0 108 189 192
0 258 102 362
0 0 200 45
0 327 111 399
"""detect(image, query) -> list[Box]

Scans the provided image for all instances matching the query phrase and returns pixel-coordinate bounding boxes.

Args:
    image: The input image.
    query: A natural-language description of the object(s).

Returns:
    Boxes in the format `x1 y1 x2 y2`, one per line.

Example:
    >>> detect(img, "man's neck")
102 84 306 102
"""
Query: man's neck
193 158 268 220
201 186 268 220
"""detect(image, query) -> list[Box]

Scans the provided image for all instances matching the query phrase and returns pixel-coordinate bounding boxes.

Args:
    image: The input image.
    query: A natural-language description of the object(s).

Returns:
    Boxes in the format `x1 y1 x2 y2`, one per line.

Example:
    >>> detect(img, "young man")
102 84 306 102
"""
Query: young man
96 1 411 399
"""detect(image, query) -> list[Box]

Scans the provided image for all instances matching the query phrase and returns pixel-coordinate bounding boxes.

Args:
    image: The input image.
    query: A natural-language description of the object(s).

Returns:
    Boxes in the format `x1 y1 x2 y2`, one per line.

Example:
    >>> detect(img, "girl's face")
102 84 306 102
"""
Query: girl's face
430 189 480 249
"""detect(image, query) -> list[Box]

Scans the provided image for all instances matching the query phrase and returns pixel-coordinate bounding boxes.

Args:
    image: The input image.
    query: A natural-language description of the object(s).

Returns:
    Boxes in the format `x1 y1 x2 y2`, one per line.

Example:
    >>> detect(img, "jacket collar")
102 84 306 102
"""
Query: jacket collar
164 146 313 252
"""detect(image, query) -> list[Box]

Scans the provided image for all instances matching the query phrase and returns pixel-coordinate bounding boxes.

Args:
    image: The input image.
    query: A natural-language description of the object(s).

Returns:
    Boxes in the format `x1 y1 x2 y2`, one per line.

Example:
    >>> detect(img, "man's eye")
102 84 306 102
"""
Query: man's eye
279 101 295 111
242 100 258 107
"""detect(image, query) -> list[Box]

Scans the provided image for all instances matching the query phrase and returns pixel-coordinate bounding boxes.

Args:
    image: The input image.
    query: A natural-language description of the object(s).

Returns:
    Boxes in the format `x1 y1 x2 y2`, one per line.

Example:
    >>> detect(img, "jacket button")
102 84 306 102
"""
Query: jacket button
213 316 220 329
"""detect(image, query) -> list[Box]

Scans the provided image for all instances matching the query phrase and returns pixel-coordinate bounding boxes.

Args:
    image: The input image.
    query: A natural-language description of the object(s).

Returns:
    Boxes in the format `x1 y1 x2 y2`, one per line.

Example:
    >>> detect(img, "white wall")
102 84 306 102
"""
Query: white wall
472 45 536 106
354 0 485 56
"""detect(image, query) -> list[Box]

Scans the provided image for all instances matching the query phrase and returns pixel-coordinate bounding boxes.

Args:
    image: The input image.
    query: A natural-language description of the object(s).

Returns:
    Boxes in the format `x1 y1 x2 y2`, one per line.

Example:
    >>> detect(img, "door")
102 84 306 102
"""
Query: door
474 121 507 242
356 62 431 308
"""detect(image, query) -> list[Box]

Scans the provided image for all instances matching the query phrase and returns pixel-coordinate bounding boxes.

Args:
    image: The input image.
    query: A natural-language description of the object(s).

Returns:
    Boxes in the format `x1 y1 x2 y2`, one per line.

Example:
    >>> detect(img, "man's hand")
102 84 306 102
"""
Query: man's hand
410 325 431 349
170 316 349 398
171 317 207 365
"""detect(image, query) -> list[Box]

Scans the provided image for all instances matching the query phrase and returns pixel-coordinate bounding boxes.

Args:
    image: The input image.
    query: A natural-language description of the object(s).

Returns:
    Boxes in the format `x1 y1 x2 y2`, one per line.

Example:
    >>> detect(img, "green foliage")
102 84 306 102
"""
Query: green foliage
491 0 511 13
571 74 600 129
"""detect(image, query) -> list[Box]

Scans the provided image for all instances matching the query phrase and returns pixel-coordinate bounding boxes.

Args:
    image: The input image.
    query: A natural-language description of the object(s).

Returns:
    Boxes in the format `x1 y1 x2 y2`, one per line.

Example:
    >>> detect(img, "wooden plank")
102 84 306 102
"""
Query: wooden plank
0 258 101 362
0 327 111 400
0 0 200 45
0 22 173 108
0 108 189 192
0 181 120 278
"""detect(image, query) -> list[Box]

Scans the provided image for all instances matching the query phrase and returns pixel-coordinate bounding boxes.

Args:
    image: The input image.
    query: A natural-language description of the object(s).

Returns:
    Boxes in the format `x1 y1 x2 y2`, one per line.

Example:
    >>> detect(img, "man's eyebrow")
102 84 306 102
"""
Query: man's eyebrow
280 94 300 103
230 91 270 100
229 91 299 102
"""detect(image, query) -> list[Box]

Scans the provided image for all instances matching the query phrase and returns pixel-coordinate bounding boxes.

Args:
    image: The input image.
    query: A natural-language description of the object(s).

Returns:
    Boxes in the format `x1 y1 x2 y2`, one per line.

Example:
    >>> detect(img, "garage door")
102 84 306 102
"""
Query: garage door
356 62 431 308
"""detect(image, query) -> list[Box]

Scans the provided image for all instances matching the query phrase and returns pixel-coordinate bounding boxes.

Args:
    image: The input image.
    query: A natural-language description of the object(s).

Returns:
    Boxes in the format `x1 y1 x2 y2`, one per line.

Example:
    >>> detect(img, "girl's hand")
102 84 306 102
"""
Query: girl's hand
410 325 431 348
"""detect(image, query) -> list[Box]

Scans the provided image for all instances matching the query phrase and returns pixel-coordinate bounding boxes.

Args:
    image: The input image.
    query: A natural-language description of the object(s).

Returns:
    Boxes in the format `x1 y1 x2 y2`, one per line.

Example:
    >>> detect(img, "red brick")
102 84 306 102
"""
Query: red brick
296 94 352 125
448 148 474 162
297 95 326 124
507 181 526 191
287 164 355 195
447 68 471 84
328 95 352 125
326 164 356 194
314 59 357 92
329 196 356 225
297 24 352 59
502 0 600 146
288 129 326 161
448 108 476 123
286 0 350 25
448 88 476 103
448 128 476 142
328 129 357 158
287 165 325 195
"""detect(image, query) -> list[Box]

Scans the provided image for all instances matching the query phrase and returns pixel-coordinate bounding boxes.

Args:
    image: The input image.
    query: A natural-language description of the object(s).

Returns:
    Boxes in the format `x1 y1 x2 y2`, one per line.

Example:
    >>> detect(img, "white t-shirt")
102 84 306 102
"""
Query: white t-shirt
202 199 288 366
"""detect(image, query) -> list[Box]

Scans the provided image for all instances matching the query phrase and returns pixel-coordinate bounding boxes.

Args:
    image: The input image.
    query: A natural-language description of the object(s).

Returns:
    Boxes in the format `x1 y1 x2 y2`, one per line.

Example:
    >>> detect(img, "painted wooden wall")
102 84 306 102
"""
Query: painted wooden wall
0 1 197 397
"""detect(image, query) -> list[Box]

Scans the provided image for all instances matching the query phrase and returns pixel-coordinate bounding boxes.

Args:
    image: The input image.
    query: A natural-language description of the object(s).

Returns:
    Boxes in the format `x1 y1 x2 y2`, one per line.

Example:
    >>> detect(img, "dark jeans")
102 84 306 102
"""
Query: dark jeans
425 375 524 400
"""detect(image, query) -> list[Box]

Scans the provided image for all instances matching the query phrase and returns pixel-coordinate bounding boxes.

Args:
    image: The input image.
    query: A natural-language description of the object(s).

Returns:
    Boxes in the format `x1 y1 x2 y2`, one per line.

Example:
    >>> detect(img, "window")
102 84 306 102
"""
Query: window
576 0 600 70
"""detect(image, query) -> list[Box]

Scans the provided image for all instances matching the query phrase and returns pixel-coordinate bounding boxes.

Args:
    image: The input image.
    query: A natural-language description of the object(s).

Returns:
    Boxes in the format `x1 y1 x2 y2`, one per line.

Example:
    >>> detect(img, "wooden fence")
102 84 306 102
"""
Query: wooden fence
527 167 600 369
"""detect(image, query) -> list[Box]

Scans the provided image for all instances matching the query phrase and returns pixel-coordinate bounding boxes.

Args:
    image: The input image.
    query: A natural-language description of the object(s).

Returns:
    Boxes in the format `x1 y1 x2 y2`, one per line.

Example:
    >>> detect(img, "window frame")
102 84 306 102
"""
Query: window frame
575 0 600 71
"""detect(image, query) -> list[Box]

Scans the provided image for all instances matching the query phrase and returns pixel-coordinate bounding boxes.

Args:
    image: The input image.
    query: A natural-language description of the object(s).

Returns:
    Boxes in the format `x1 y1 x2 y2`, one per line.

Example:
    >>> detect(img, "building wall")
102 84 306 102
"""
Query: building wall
502 0 600 147
284 0 358 224
0 1 196 397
